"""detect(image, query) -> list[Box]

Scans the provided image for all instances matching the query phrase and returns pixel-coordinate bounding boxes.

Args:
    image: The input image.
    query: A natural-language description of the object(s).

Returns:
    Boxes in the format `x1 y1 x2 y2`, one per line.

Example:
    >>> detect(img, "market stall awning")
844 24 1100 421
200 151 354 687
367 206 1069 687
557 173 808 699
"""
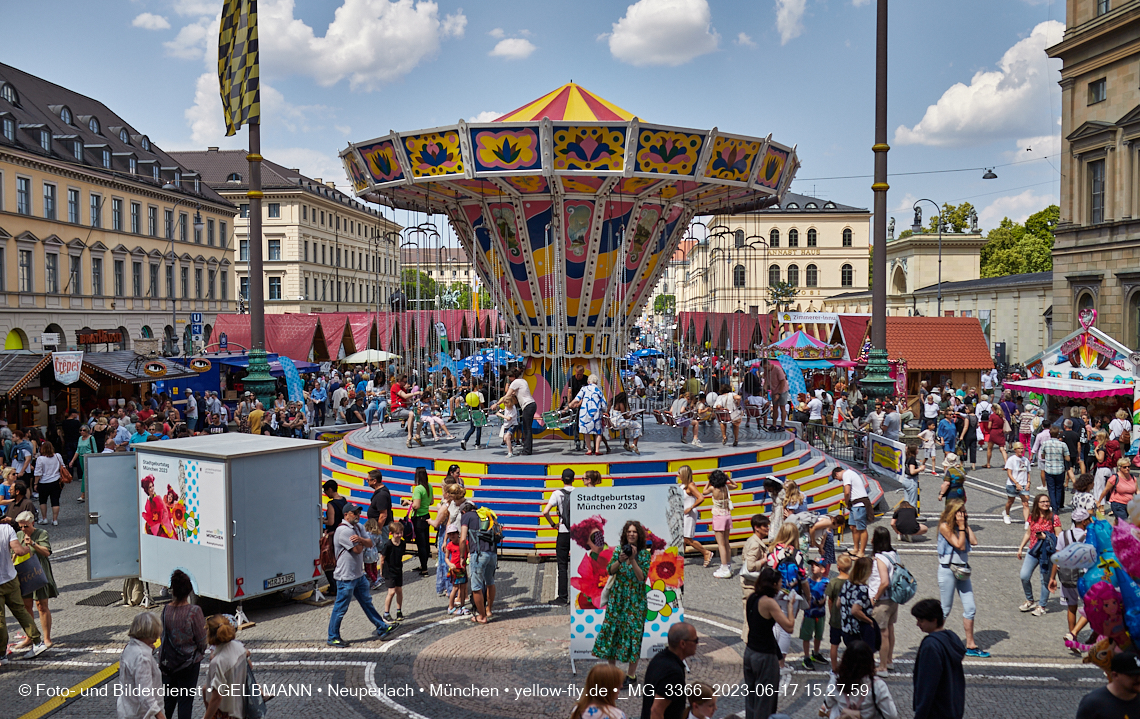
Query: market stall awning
0 353 52 397
1004 377 1134 399
212 314 320 360
83 351 198 384
879 317 993 371
345 313 375 352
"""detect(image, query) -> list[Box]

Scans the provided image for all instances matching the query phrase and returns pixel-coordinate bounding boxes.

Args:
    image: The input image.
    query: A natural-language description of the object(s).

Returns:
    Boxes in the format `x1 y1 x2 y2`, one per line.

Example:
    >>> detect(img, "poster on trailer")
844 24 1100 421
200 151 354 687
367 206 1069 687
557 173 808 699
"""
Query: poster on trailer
138 453 228 552
569 485 685 660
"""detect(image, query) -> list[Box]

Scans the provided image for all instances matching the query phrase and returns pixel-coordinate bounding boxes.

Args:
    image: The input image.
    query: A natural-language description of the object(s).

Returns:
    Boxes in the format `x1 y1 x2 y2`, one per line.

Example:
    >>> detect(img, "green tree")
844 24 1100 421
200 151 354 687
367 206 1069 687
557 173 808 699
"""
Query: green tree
766 281 799 312
653 294 676 314
979 205 1058 278
401 269 436 300
927 202 976 233
444 282 494 309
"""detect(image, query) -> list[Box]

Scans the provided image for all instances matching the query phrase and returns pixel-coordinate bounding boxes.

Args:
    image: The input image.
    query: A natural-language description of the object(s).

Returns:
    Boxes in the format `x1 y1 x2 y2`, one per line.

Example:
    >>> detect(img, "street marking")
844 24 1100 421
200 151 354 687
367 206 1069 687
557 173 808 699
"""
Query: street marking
15 661 119 719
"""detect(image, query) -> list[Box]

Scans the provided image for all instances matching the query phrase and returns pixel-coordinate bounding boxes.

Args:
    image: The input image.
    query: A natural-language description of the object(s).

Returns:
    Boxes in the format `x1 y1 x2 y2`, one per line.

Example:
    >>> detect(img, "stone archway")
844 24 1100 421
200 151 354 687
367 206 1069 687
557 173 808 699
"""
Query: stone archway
891 265 907 296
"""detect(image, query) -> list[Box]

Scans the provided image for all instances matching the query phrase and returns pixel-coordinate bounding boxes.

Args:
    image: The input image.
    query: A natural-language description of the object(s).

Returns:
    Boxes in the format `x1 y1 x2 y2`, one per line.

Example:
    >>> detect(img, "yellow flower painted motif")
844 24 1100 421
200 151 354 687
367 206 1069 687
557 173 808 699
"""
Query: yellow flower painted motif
553 126 626 171
404 131 464 178
704 137 761 183
636 130 703 175
755 147 789 190
359 141 403 183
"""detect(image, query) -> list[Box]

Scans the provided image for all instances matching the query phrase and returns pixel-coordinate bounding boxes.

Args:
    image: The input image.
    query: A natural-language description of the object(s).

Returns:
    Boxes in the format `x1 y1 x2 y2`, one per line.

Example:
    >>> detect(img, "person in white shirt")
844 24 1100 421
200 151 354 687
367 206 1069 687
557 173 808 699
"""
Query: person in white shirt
806 394 824 444
1004 442 1031 526
117 612 165 719
504 367 537 455
542 469 574 605
976 395 992 419
0 518 43 658
838 466 870 557
981 370 994 392
713 385 743 447
203 615 249 719
1110 409 1131 442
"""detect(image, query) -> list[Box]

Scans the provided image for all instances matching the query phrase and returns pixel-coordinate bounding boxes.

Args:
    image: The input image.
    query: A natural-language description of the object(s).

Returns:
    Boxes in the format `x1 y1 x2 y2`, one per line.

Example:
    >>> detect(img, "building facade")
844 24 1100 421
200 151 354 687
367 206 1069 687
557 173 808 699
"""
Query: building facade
401 246 476 307
0 63 236 354
172 148 401 315
1048 0 1140 347
675 193 870 314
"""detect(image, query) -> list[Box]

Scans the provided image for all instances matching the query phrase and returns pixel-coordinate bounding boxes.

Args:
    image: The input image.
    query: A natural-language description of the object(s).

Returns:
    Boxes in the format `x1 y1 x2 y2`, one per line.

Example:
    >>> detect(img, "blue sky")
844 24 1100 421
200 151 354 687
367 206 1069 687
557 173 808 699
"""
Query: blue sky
3 0 1065 234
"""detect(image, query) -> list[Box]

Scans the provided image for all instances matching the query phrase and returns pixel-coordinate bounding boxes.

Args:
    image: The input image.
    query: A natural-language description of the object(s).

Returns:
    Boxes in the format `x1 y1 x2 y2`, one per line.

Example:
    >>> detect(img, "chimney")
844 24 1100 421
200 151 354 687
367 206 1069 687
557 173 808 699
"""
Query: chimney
207 146 219 152
314 178 323 184
326 181 336 189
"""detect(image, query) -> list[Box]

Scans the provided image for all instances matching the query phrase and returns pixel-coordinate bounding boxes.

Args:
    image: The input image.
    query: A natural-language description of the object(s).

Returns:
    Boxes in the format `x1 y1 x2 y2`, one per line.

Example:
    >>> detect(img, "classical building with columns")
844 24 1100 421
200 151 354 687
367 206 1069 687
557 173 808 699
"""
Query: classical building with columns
1048 0 1140 347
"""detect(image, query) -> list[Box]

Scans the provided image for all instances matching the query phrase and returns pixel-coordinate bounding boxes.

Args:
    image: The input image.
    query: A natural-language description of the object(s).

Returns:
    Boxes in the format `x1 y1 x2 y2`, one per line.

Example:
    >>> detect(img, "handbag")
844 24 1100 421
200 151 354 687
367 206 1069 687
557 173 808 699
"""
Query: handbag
599 573 615 608
949 560 972 581
244 662 268 719
59 460 72 484
14 552 48 597
403 507 416 542
158 605 196 674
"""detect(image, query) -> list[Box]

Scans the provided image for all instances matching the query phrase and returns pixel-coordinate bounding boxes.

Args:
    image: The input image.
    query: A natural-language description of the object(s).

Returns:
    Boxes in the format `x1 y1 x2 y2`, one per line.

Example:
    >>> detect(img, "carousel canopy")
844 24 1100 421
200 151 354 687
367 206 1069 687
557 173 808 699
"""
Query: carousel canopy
342 84 800 359
1017 315 1137 398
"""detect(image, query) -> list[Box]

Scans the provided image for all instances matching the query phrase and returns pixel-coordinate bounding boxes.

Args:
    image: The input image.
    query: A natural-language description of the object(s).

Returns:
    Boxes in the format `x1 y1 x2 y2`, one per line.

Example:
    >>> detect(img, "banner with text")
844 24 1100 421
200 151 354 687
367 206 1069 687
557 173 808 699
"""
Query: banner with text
867 433 906 484
52 351 84 386
569 485 685 660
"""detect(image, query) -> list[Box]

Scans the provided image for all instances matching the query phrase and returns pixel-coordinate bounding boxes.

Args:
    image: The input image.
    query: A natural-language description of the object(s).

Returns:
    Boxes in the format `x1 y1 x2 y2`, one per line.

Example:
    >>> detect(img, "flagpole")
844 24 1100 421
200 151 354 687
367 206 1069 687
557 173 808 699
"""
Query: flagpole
242 120 276 406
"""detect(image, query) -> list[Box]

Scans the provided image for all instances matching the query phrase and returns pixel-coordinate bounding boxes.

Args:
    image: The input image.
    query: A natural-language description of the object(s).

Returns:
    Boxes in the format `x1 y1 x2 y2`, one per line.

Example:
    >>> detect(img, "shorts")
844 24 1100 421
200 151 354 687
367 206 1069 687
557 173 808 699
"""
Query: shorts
829 625 843 646
683 512 697 539
1005 484 1029 498
921 448 934 460
39 480 63 507
712 513 731 532
468 551 497 593
1061 585 1079 607
849 504 868 531
776 391 791 406
383 567 404 588
798 614 825 642
872 598 898 627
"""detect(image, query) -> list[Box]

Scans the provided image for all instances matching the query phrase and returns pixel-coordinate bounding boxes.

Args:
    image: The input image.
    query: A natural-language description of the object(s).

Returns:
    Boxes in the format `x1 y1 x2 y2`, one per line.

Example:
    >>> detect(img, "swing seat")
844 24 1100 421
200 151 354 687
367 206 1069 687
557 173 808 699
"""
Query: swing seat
541 411 570 431
453 405 470 422
470 410 489 428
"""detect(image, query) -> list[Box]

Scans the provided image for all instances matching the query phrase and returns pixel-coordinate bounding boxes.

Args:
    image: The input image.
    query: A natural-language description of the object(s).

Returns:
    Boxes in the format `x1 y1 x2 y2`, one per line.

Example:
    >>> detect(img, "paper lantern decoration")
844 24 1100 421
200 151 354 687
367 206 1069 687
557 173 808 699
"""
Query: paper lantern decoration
1084 636 1117 679
1084 581 1128 646
1053 542 1098 571
1113 522 1140 579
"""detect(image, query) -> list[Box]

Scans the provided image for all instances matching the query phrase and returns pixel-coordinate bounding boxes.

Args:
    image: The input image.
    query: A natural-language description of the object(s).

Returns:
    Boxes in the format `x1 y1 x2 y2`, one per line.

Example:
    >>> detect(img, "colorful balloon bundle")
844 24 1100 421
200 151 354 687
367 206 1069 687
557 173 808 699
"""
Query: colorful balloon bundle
1065 513 1140 676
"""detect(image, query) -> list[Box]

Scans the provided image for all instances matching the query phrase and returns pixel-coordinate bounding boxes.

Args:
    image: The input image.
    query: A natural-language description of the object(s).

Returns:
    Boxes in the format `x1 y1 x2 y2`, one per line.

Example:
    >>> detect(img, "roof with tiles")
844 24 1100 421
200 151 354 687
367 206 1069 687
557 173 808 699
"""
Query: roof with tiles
0 62 231 207
880 316 994 371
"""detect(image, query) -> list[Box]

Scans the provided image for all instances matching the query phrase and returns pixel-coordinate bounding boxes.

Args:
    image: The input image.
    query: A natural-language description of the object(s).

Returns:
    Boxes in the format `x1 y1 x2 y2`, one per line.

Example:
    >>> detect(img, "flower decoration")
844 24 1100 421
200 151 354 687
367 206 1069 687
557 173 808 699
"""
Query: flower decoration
649 549 684 588
171 502 186 529
644 579 678 621
645 529 666 553
571 546 614 609
185 511 199 537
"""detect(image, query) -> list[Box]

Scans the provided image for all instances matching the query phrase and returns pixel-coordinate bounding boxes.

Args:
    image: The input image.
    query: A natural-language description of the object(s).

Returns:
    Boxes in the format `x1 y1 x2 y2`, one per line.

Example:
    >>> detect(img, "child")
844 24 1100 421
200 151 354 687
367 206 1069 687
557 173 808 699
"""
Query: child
799 560 829 670
497 396 519 457
918 420 937 474
686 682 717 719
444 529 469 614
362 518 383 587
824 553 852 673
420 399 454 441
381 521 405 622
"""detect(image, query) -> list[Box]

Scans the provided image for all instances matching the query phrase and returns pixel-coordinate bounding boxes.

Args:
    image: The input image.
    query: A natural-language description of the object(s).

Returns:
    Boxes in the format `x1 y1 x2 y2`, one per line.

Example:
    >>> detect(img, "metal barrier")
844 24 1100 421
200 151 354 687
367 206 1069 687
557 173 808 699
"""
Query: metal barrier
800 421 870 467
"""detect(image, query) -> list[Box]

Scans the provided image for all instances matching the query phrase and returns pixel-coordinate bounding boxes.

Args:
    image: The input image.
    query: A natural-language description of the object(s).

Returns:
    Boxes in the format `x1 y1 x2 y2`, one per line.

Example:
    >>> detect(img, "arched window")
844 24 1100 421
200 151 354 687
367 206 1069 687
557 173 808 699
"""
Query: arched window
120 128 130 144
787 264 799 287
806 264 818 287
1 83 18 104
788 229 799 247
733 264 745 287
88 117 99 134
60 107 71 124
1130 292 1140 350
769 264 781 286
734 229 745 248
140 325 153 338
842 228 853 247
841 263 854 287
807 229 817 247
140 136 150 151
769 229 780 248
227 172 242 182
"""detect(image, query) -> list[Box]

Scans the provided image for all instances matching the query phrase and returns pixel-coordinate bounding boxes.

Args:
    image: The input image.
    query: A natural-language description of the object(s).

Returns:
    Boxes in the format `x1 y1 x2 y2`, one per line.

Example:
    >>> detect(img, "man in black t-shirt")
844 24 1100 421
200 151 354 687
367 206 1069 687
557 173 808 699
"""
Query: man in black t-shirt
1077 650 1140 719
567 365 588 451
641 623 699 719
1062 418 1084 475
366 469 392 588
347 397 367 425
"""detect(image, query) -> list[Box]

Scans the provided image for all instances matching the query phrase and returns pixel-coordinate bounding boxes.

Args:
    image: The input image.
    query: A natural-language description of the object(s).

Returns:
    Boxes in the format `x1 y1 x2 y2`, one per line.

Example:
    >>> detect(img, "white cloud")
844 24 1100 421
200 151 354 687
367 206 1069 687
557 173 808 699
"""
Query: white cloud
490 37 537 60
978 189 1057 228
132 12 171 30
1011 132 1062 162
265 146 349 184
736 32 755 47
607 0 720 67
166 0 466 91
775 0 806 45
894 21 1064 147
488 27 505 39
852 0 871 6
891 192 921 216
183 72 331 147
468 111 503 123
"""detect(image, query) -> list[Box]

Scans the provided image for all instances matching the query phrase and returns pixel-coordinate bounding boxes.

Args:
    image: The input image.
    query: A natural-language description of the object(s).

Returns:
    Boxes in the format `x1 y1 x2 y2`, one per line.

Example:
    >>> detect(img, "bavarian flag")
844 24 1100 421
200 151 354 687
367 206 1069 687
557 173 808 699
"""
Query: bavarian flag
218 0 260 136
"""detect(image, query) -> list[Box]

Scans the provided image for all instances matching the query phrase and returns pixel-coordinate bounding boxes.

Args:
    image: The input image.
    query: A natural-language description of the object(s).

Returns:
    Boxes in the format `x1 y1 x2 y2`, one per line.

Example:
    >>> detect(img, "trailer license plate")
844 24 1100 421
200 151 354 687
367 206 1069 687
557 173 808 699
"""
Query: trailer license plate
263 573 295 590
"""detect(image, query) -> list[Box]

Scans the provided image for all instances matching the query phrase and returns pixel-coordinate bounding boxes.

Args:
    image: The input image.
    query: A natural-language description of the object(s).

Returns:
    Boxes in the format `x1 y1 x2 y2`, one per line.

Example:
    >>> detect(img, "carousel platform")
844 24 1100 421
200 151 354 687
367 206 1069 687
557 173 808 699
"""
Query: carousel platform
320 420 884 559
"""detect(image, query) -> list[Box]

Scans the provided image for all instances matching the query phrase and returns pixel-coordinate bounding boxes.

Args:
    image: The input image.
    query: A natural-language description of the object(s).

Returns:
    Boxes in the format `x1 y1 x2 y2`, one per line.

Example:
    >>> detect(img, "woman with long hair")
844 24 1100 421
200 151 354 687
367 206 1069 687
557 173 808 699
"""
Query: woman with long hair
937 499 989 657
592 520 649 687
568 663 626 719
1101 457 1137 524
1092 428 1120 509
431 480 466 598
868 527 899 675
402 466 433 576
705 469 738 578
1017 493 1060 615
818 640 899 719
33 440 64 525
839 557 877 652
764 522 810 659
744 566 796 719
158 570 207 719
677 465 712 567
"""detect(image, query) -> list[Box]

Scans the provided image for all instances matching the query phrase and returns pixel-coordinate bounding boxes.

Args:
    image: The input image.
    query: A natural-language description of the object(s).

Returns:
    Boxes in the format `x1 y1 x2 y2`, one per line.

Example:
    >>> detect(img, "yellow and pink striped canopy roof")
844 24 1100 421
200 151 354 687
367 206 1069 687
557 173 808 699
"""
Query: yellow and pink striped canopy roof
495 83 634 123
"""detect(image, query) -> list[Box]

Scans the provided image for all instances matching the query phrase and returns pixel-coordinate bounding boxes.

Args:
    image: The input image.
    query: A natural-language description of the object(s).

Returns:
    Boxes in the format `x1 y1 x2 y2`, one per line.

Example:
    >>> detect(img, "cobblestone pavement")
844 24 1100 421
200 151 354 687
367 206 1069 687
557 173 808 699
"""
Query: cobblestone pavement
1 455 1106 718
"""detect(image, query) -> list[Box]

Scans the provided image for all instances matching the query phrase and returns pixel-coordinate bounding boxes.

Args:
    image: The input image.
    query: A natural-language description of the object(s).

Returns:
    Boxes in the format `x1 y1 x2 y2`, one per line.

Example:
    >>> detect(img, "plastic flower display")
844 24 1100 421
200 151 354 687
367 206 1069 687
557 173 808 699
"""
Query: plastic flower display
645 579 678 621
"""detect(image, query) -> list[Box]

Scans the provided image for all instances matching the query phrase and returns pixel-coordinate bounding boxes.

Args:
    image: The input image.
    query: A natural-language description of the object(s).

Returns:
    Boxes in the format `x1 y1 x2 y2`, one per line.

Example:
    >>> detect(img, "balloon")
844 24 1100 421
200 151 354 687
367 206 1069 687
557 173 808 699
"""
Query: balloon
1114 522 1140 581
706 392 719 407
1079 551 1123 598
1084 637 1117 679
1054 542 1098 571
1129 495 1140 527
1084 582 1127 644
1087 519 1115 554
465 392 480 408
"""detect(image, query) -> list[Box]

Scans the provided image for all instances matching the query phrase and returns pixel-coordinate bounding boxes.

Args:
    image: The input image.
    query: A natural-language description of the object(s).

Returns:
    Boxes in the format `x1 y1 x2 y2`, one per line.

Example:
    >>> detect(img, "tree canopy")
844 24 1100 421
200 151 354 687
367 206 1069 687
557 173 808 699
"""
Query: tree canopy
979 205 1058 278
653 294 676 314
926 202 976 233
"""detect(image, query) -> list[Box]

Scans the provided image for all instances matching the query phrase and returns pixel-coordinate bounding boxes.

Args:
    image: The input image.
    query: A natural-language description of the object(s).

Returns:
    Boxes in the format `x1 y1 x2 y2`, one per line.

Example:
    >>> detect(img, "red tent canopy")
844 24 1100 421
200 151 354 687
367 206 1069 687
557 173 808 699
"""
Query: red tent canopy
345 313 375 352
316 314 352 358
211 314 318 360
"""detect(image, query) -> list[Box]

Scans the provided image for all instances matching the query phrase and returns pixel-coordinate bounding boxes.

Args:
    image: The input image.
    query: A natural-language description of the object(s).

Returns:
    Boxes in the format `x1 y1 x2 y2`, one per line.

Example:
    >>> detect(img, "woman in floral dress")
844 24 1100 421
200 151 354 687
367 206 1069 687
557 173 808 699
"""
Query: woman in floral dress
592 520 649 687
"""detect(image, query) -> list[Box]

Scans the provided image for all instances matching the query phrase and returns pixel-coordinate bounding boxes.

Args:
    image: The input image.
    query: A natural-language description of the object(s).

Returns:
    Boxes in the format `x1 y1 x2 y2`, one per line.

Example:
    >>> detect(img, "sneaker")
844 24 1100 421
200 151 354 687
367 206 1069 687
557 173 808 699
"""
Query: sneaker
376 624 397 639
965 648 991 658
506 452 514 458
1064 632 1076 642
396 610 404 621
326 638 350 648
372 580 385 590
811 651 826 664
37 519 49 525
381 612 393 623
448 606 457 615
24 643 48 659
76 497 85 503
1003 513 1012 525
1018 600 1036 612
713 565 733 579
1031 606 1047 617
52 520 57 526
877 668 891 677
693 439 703 448
459 607 470 615
801 657 814 671
460 441 467 451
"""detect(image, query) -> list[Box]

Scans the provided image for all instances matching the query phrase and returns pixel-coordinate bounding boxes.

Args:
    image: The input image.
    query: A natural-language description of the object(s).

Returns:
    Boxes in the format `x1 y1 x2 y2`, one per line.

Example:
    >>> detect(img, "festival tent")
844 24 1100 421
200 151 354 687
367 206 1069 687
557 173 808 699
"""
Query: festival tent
1005 320 1137 400
767 330 843 370
212 314 322 361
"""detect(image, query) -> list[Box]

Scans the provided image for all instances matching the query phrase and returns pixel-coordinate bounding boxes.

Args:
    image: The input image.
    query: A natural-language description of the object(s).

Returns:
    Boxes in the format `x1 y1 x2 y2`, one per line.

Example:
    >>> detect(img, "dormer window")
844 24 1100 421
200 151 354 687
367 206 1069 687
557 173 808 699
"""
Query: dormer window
129 157 137 174
174 170 181 187
785 202 799 209
1 83 17 105
824 201 836 209
40 130 50 152
72 140 83 159
140 137 150 151
805 202 818 209
227 172 242 182
102 149 111 169
1 117 12 142
60 107 72 124
88 117 100 134
152 165 159 181
119 128 129 144
194 178 200 193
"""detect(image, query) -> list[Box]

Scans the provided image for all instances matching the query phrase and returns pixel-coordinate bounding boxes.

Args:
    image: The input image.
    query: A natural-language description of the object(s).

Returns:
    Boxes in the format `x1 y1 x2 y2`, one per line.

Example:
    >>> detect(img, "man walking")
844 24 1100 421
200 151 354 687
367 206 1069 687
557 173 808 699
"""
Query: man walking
1 511 46 659
911 597 965 719
542 469 574 605
460 501 497 624
1004 442 1031 526
839 466 869 557
1038 426 1071 513
1076 650 1140 718
327 504 395 647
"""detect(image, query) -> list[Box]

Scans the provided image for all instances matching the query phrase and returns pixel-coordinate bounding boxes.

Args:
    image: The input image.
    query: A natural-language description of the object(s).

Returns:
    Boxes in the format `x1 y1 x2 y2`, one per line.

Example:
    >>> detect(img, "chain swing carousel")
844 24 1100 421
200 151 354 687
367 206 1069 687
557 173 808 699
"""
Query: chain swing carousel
321 84 880 557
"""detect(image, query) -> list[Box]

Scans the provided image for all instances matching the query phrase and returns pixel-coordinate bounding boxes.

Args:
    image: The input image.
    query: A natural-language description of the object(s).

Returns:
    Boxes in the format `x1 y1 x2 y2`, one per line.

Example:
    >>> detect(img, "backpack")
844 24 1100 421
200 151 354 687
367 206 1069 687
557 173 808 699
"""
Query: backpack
319 531 338 571
474 506 504 550
1057 529 1086 588
557 488 572 530
884 553 917 604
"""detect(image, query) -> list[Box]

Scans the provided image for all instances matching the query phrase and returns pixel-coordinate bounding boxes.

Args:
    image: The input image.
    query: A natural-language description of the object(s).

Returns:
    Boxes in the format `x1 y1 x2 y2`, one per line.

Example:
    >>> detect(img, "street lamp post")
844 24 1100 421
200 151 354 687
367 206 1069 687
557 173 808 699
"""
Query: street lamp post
160 185 204 356
912 199 945 315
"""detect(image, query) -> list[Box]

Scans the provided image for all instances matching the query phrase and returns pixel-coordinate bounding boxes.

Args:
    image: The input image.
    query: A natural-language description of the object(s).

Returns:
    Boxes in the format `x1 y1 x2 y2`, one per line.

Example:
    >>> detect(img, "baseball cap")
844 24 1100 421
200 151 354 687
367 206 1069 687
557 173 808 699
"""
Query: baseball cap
1112 651 1140 675
1072 508 1091 522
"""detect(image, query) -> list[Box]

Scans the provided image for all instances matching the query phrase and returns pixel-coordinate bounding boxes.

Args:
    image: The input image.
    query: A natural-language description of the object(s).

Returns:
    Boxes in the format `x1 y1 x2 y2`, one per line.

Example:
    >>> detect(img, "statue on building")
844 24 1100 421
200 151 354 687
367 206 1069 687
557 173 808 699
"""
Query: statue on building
887 217 895 239
912 206 922 233
969 208 979 233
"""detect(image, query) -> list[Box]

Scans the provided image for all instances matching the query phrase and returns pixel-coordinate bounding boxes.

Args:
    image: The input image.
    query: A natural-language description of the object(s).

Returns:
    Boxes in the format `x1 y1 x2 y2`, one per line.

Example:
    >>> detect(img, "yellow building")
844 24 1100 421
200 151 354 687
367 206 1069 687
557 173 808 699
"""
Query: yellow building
0 62 236 353
1048 0 1140 345
172 148 402 314
675 193 870 313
